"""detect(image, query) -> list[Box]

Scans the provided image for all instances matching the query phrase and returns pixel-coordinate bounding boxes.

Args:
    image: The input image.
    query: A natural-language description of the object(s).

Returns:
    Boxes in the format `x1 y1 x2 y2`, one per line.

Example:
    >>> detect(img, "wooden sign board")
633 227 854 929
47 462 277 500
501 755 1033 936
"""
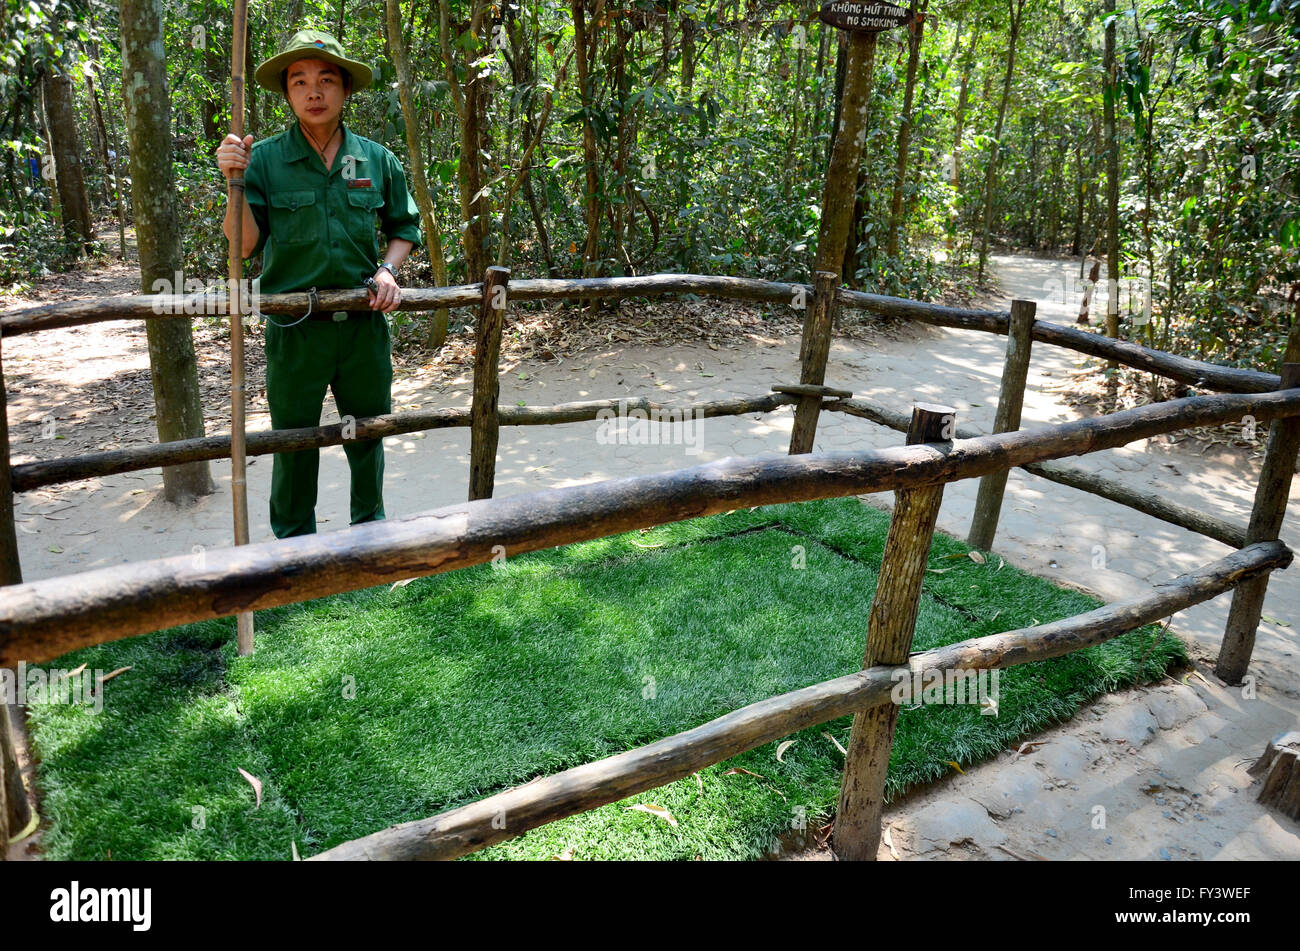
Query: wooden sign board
819 1 913 32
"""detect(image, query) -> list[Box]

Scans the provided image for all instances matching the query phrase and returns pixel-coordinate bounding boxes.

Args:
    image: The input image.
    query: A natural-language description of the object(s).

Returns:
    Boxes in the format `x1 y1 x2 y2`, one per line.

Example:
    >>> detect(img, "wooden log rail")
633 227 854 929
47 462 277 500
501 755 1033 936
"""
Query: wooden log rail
305 540 1292 860
0 275 1281 393
2 386 1298 668
834 288 1280 394
824 395 1251 549
9 394 799 494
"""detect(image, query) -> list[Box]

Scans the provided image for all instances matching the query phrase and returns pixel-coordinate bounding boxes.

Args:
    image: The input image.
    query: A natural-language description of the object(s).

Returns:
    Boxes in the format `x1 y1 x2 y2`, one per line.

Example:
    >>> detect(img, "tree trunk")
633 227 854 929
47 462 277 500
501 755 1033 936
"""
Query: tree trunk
203 39 223 140
817 32 877 279
440 0 487 281
572 0 601 282
1103 0 1122 406
385 0 448 348
681 15 696 100
120 0 214 504
948 26 979 251
976 0 1026 284
83 47 127 261
886 1 929 258
41 53 94 256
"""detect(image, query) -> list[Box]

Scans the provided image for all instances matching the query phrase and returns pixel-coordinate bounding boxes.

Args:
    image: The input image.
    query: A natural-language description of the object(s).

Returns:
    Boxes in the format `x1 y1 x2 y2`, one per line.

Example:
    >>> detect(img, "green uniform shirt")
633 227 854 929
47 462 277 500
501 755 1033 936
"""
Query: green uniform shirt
243 120 423 293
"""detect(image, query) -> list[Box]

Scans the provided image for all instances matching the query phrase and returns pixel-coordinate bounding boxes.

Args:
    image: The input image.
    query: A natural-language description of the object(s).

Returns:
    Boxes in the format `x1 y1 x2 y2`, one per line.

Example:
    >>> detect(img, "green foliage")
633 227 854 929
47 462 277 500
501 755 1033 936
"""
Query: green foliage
2 0 1295 364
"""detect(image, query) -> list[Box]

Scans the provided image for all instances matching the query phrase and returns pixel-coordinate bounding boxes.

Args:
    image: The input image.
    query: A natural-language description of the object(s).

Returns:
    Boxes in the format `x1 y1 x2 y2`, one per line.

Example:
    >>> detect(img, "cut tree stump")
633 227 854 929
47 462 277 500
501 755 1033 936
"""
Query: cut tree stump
1249 731 1300 820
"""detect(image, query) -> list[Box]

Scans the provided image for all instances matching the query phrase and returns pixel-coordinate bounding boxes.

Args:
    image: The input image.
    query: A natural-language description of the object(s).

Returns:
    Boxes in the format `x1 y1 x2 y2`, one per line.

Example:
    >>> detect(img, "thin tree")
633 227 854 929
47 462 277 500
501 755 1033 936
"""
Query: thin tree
40 46 94 256
384 0 449 347
976 0 1030 284
120 0 215 503
1103 0 1121 406
885 0 930 259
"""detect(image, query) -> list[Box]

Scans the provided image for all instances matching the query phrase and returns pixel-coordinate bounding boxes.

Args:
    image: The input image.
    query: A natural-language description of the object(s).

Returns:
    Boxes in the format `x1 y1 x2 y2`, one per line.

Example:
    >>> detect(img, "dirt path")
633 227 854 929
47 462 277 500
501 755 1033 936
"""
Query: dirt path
3 249 1297 861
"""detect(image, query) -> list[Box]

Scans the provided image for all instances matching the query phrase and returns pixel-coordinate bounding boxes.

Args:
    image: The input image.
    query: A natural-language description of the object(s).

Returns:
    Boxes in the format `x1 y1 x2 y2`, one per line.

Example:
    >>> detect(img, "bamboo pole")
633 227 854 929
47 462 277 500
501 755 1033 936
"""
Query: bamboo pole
967 299 1036 550
469 267 509 501
0 702 8 855
834 403 953 861
790 271 838 454
3 388 1300 667
0 327 24 860
225 0 254 656
306 540 1291 861
0 327 19 586
1216 341 1300 686
827 394 1250 548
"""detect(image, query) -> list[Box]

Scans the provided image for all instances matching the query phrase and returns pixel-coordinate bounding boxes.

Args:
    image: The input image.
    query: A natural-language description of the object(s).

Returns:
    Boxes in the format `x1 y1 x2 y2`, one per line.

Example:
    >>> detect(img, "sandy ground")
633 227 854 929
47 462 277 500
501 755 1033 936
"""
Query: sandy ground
3 248 1297 861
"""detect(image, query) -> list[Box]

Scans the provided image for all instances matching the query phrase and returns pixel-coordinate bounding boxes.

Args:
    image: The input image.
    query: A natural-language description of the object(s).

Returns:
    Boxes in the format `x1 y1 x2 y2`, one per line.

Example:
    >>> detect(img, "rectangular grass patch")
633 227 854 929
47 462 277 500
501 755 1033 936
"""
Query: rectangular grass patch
23 497 1184 860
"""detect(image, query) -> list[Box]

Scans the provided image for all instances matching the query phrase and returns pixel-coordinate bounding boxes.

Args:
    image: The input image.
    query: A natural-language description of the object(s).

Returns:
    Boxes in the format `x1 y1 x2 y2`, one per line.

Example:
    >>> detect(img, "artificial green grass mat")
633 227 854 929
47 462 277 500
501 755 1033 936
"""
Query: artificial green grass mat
24 497 1185 860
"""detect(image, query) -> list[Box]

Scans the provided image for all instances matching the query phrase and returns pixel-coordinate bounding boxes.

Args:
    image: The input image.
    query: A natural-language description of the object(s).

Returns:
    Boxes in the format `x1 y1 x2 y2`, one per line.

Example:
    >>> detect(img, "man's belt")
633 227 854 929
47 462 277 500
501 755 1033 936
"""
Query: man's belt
305 309 375 322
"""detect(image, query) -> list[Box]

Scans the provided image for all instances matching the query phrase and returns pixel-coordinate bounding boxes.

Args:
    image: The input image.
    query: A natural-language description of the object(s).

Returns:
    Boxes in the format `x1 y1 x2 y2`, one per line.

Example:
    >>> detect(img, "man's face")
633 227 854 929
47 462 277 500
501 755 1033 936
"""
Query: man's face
285 58 348 127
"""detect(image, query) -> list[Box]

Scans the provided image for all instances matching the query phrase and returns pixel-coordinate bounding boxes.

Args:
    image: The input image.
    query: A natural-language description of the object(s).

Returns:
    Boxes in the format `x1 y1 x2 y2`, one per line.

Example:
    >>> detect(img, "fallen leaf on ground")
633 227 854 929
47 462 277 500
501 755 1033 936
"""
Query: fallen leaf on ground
1016 741 1048 756
551 848 575 860
237 767 263 808
883 825 901 860
722 767 767 780
56 663 88 680
776 740 796 762
96 666 132 686
625 803 677 827
822 731 848 756
968 551 986 564
943 761 965 775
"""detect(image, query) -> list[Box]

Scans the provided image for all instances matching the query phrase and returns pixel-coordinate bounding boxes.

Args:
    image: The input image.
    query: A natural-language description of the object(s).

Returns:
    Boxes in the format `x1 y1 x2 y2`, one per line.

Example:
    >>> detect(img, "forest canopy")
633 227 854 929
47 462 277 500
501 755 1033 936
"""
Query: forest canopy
4 0 1299 368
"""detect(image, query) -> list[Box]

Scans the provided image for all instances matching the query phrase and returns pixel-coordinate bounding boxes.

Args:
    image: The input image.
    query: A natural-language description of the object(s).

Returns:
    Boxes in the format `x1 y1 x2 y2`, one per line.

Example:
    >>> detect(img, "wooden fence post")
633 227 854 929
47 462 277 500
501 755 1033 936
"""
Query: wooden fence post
833 402 955 860
789 271 838 455
0 326 29 859
0 703 8 857
0 326 21 587
1216 335 1300 684
967 299 1036 550
2 699 32 857
470 267 509 501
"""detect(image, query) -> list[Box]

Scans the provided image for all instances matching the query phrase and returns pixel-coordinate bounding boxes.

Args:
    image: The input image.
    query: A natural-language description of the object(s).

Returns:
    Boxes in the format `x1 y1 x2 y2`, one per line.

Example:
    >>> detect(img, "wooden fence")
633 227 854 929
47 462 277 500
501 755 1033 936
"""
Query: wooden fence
0 269 1296 860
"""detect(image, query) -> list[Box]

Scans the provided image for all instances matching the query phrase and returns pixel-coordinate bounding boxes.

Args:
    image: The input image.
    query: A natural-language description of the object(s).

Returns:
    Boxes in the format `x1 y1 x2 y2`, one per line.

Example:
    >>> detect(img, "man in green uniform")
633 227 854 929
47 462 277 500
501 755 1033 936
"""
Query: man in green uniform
217 29 423 539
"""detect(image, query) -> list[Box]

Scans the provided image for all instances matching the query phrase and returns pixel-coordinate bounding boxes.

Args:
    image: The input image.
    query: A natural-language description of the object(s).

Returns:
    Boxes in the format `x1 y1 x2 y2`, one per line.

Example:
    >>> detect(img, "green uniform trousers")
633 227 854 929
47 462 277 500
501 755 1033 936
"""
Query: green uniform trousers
264 312 392 539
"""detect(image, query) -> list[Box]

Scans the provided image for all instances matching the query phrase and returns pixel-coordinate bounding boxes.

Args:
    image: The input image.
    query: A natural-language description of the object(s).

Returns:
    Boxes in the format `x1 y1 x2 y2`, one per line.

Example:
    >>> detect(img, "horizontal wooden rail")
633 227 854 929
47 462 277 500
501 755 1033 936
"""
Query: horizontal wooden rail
2 387 1297 667
307 540 1292 860
10 393 796 494
825 396 1250 549
0 275 803 335
0 274 1281 392
835 288 1280 393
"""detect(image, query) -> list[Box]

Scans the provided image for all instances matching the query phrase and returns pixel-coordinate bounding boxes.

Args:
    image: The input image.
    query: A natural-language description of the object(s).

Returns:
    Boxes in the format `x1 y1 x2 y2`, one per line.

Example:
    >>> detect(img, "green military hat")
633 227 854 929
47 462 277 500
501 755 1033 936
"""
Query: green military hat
253 28 373 93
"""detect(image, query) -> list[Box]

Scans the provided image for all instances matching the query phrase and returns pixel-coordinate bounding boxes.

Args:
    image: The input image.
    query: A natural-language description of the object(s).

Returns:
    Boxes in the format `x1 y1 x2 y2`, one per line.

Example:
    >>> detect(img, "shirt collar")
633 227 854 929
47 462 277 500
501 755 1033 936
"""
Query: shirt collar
286 119 362 173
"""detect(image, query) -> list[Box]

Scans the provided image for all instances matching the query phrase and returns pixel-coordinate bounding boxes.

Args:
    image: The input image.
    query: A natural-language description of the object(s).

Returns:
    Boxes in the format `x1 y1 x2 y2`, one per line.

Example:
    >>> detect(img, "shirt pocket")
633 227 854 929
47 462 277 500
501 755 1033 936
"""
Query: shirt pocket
345 186 384 214
269 189 322 246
